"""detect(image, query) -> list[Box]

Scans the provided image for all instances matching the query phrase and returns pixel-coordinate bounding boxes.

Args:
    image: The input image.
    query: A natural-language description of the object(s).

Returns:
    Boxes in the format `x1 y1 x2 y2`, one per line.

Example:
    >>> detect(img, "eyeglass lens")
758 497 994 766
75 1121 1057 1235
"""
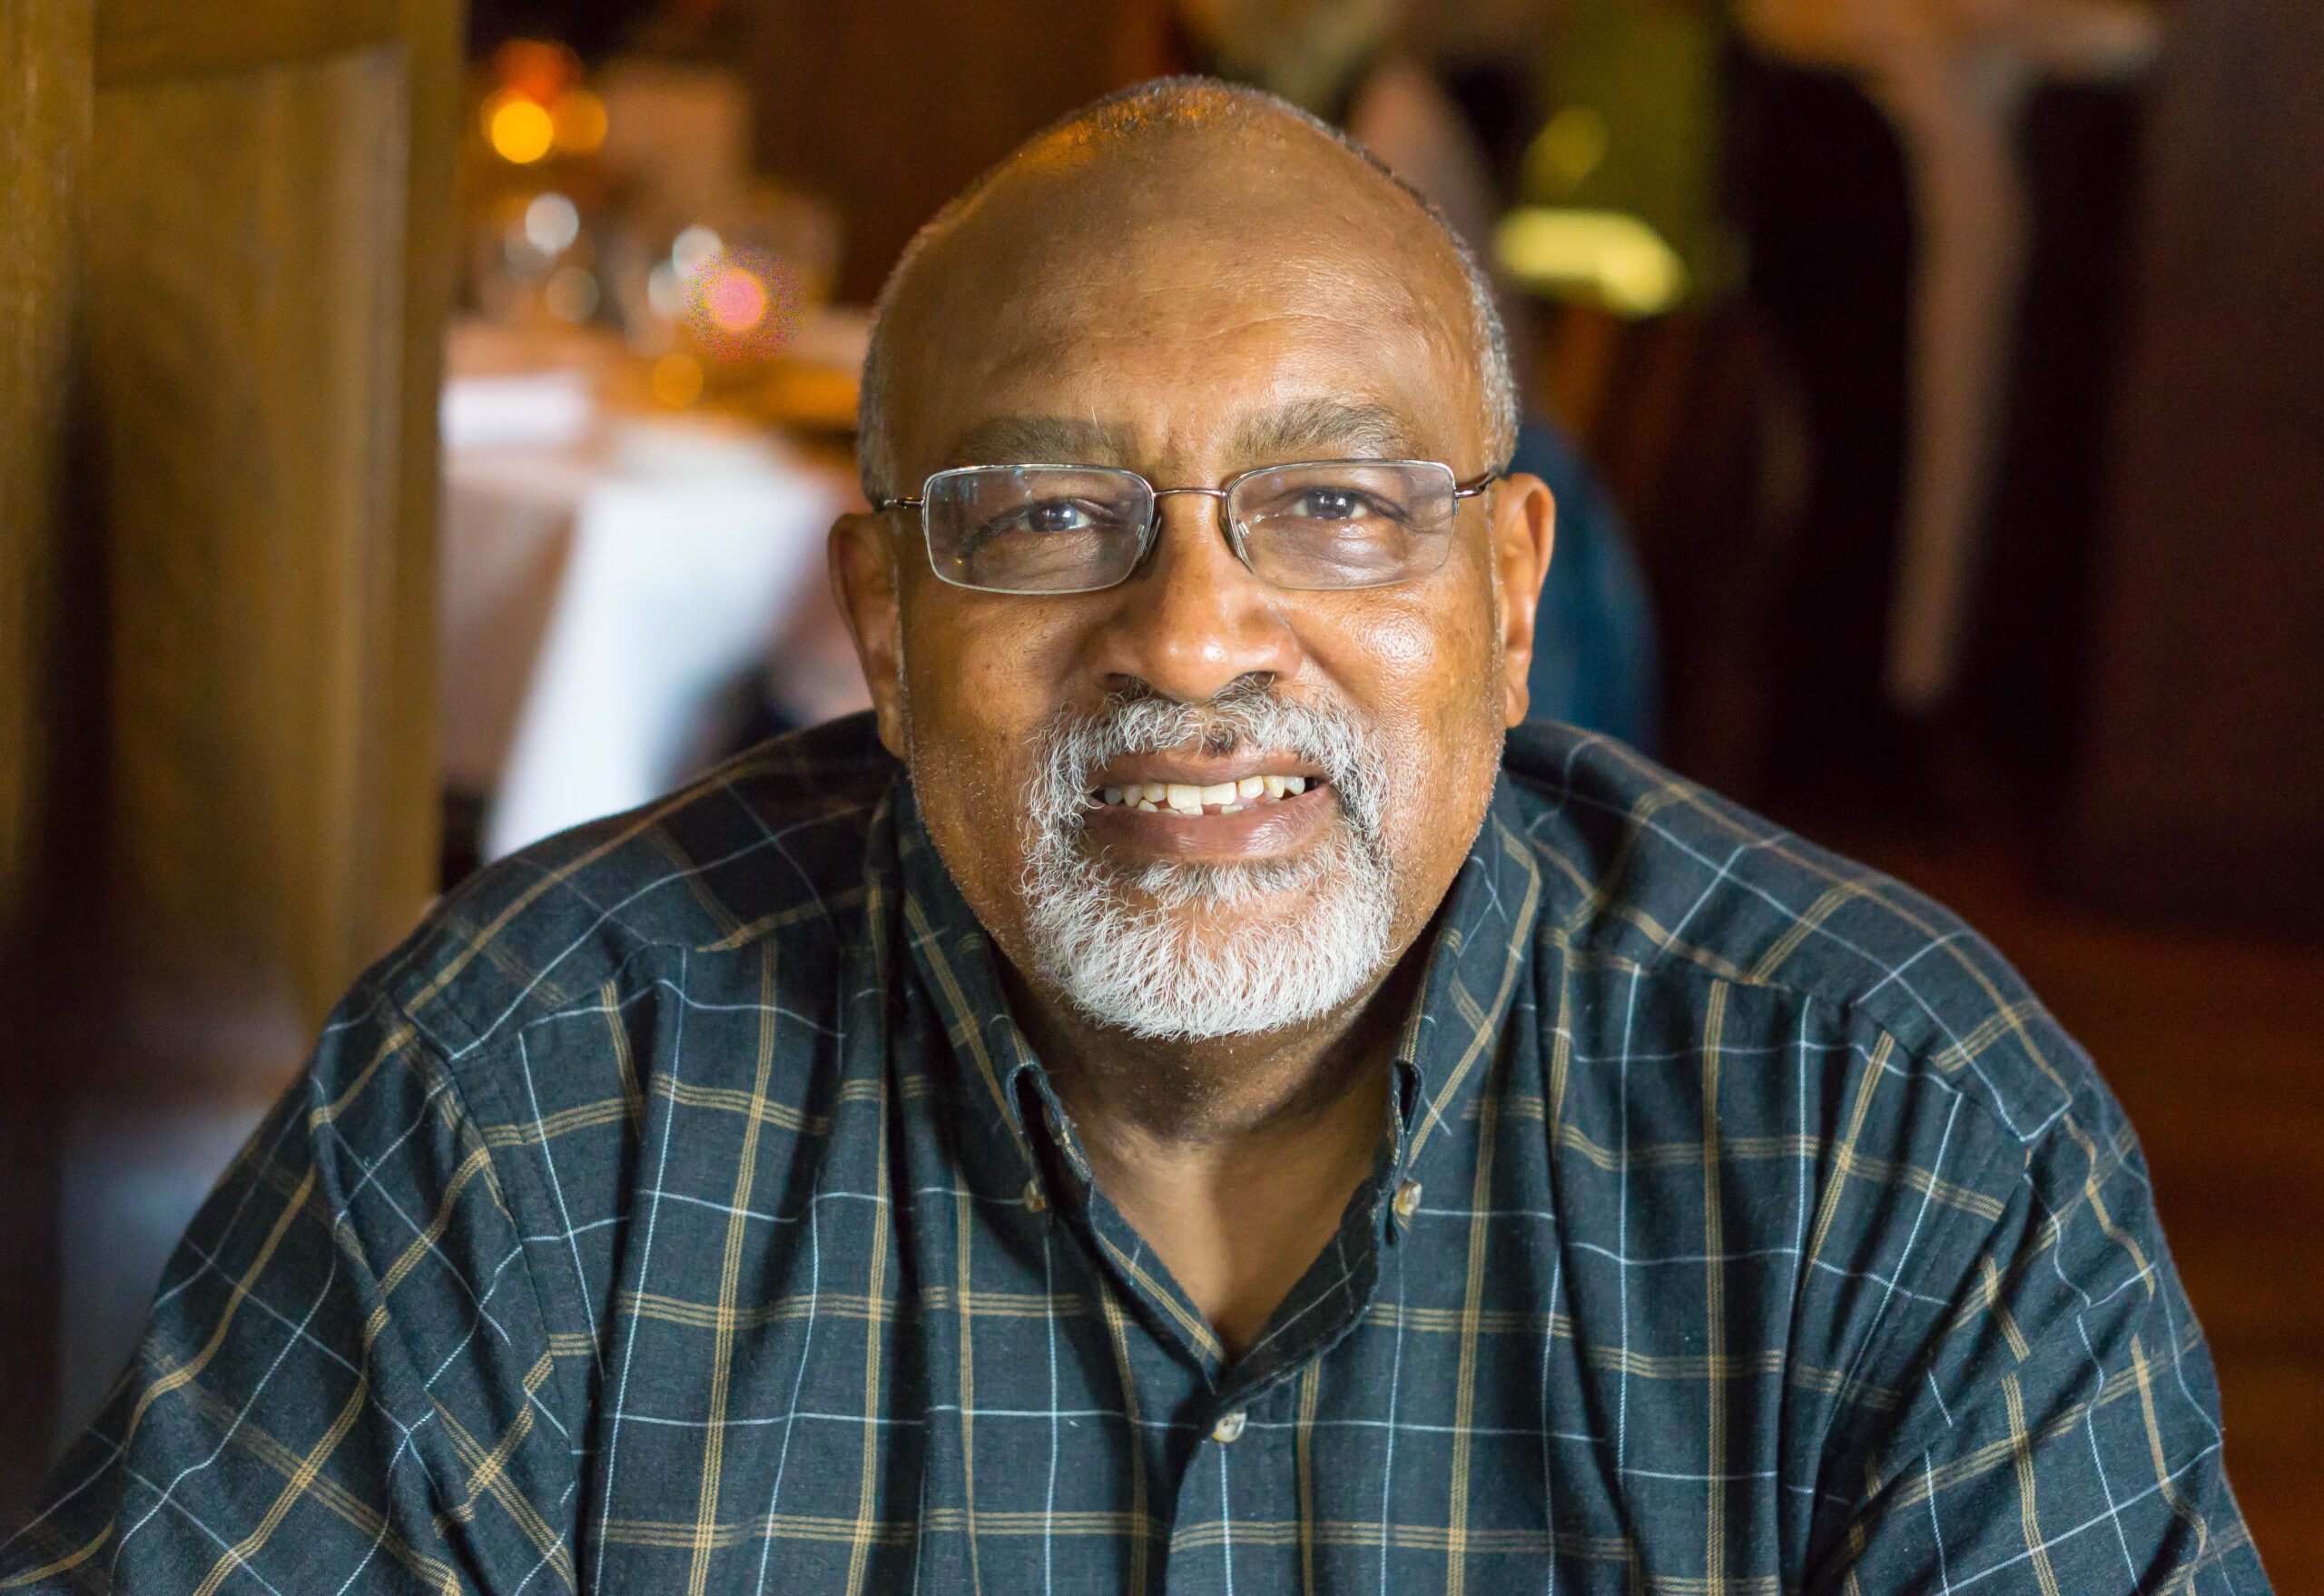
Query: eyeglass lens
923 462 1462 595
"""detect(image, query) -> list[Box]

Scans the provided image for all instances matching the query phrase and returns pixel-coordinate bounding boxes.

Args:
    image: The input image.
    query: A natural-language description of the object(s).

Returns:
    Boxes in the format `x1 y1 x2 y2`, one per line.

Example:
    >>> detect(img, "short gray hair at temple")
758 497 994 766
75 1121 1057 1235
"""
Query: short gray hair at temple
856 76 1518 500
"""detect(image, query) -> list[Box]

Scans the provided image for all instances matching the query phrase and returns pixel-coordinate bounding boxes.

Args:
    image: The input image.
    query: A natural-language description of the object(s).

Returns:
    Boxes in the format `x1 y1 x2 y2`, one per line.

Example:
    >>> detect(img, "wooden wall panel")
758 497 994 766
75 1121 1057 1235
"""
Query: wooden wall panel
746 0 1131 303
2068 0 2324 929
380 0 461 983
0 0 460 1515
94 0 401 84
1 0 90 938
89 47 414 1029
0 0 94 1518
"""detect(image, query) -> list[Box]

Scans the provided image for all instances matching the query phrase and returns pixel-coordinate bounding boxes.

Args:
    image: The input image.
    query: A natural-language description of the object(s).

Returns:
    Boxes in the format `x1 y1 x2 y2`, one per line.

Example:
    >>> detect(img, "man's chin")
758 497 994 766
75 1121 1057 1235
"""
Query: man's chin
1025 848 1398 1042
1101 852 1338 917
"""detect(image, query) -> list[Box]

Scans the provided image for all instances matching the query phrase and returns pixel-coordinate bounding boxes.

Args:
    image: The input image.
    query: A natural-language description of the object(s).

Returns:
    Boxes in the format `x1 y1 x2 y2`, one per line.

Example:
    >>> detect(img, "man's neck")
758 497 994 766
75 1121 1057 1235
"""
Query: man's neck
1003 953 1423 1361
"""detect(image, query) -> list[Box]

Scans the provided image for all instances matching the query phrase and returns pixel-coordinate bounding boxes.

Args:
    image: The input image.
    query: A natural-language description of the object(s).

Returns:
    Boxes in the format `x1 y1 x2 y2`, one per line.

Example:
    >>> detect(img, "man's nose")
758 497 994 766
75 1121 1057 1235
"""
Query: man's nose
1086 492 1300 701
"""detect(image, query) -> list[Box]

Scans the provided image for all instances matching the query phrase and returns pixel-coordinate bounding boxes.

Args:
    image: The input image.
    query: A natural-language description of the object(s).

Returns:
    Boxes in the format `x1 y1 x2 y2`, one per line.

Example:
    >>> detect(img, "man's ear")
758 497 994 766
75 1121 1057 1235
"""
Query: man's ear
828 511 909 759
1491 472 1557 728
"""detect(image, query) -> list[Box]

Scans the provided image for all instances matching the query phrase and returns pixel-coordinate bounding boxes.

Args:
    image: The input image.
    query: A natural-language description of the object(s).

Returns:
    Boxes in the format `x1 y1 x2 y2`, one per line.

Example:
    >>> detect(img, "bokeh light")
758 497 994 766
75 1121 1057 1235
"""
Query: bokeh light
704 268 769 334
492 39 580 104
1494 207 1687 318
486 94 556 165
682 248 803 362
523 192 580 257
550 89 608 155
671 226 723 281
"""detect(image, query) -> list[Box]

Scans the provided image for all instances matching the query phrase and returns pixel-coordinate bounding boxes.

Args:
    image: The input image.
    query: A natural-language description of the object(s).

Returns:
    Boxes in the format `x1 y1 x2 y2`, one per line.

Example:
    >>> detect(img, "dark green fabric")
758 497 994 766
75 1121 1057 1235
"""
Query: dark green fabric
3 714 2265 1593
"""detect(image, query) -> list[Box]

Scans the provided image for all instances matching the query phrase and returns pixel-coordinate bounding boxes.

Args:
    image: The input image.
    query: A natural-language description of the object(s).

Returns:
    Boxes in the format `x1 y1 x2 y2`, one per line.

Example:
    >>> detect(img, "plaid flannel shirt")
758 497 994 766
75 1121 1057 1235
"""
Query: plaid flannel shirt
3 714 2266 1593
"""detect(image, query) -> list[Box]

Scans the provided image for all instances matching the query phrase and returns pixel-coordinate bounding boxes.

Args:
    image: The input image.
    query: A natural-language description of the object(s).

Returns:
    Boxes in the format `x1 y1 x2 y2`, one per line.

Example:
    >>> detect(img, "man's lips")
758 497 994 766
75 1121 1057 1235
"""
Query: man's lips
1079 779 1335 860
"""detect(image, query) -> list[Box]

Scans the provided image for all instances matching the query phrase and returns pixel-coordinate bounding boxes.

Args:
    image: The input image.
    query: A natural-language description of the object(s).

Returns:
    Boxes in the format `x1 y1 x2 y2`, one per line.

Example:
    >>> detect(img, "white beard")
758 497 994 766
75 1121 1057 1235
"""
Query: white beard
1017 685 1398 1041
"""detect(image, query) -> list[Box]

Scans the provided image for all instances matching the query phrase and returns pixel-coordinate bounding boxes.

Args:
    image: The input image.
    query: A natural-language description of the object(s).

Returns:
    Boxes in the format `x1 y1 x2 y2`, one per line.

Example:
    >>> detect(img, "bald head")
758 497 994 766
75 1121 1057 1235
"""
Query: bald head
856 77 1515 498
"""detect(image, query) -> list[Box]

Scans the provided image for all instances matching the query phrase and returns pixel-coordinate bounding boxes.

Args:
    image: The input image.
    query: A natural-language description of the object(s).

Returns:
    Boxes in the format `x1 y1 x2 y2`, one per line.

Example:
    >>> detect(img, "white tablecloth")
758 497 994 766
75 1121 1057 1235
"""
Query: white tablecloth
442 369 859 859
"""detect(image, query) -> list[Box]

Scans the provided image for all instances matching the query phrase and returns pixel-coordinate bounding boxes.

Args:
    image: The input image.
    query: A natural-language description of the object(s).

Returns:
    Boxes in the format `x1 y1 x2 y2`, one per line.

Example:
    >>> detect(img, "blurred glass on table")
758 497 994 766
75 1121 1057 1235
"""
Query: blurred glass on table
438 42 872 875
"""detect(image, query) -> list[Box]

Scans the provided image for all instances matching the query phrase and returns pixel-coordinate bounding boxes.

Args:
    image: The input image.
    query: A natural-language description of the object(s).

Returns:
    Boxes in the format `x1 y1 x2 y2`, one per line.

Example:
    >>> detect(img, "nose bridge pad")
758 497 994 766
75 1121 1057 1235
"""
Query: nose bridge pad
1220 497 1254 571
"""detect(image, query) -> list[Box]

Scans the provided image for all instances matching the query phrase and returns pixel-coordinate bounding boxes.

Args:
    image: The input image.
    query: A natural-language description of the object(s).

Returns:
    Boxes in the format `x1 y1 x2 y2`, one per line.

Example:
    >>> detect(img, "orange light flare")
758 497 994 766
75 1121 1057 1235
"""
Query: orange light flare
492 39 581 103
484 92 555 164
481 41 595 166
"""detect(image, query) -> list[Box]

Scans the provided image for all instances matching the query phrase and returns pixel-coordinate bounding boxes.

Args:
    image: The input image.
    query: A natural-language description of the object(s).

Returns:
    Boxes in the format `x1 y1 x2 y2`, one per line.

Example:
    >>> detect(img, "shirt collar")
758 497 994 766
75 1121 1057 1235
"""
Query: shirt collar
1384 776 1548 1185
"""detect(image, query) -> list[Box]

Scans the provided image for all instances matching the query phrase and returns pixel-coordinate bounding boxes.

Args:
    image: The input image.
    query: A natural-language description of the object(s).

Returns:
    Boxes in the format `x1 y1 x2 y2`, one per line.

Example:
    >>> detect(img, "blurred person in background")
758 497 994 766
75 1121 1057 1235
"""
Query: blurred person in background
1 78 2263 1596
1122 0 1661 750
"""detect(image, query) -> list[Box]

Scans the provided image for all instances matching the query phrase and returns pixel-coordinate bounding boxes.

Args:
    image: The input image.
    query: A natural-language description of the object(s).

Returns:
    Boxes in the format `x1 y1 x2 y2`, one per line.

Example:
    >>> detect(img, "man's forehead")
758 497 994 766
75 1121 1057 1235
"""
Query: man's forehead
915 156 1450 340
931 272 1455 441
888 144 1478 473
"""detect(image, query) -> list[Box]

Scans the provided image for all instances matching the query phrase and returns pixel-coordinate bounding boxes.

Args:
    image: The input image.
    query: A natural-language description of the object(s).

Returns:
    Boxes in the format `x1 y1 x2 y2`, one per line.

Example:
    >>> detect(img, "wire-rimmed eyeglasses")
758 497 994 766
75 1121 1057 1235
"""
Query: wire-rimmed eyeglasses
872 459 1497 595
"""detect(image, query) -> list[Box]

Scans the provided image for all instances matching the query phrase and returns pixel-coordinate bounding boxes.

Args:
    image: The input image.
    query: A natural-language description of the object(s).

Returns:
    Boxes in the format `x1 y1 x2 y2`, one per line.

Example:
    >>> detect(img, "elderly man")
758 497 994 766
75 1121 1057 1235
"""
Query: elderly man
4 79 2263 1595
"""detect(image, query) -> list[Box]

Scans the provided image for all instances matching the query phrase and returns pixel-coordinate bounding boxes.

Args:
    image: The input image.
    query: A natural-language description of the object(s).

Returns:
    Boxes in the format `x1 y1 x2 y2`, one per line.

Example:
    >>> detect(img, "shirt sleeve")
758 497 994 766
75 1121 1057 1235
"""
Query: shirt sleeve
1809 1073 2271 1593
0 983 579 1595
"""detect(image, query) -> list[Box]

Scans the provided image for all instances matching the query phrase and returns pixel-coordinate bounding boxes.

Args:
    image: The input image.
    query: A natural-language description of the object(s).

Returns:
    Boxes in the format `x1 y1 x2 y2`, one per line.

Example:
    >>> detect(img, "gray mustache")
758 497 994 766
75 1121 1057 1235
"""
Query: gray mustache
1030 680 1386 835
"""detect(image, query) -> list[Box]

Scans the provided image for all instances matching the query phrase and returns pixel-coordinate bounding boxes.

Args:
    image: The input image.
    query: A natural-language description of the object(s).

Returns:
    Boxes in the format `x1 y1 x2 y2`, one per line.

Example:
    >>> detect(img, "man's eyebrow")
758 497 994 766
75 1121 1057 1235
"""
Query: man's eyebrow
943 417 1137 468
1227 399 1423 462
939 400 1425 473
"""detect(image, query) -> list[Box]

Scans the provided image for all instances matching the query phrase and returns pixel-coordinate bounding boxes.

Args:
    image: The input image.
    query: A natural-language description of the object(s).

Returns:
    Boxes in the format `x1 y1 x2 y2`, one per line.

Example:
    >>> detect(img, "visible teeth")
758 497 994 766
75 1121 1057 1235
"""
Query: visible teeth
1103 774 1310 813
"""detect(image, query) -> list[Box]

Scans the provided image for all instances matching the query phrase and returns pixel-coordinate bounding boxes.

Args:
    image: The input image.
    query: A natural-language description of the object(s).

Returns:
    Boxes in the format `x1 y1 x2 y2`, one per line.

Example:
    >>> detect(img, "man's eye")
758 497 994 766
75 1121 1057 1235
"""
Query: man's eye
1291 488 1366 522
965 498 1102 550
1021 498 1096 534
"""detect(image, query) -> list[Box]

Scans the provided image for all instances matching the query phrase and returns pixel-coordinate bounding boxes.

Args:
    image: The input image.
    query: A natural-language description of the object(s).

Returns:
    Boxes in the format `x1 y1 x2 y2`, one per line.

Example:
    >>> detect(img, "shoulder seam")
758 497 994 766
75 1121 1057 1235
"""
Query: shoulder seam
378 983 584 1443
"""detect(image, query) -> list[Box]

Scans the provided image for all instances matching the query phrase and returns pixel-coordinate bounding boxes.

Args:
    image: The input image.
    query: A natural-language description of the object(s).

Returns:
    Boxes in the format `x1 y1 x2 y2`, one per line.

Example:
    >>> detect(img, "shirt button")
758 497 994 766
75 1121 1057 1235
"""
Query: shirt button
1023 1178 1047 1214
1393 1180 1423 1218
1211 1410 1246 1444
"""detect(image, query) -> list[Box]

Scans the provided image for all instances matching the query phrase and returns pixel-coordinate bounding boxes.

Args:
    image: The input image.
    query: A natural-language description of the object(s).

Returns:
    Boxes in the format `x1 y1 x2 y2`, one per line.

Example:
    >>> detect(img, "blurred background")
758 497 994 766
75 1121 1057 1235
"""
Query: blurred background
2 0 2318 1578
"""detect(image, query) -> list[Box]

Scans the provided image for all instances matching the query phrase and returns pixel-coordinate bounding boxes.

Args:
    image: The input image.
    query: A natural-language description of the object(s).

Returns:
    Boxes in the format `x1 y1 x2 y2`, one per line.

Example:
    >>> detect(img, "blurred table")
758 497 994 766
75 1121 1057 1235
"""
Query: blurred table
439 320 869 861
